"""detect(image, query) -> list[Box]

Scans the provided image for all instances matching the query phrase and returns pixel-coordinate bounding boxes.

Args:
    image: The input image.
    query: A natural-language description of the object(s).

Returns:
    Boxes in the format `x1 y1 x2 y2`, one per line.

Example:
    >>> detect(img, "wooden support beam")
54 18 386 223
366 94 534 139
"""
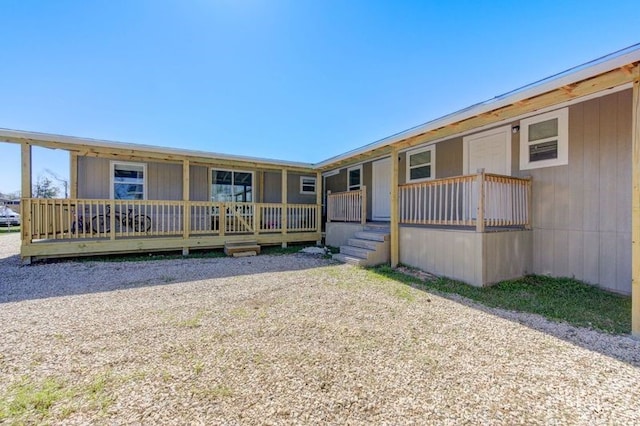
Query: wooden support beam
361 185 367 225
476 170 486 233
2 136 316 174
632 68 640 338
281 169 288 248
21 143 32 199
316 171 322 245
182 160 190 255
69 152 78 199
390 147 399 267
21 143 32 261
394 66 638 152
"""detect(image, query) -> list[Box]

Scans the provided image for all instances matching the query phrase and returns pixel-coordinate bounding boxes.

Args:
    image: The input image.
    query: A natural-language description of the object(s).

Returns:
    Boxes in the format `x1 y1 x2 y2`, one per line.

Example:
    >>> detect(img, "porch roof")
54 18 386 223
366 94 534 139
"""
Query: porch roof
314 43 640 171
0 128 315 173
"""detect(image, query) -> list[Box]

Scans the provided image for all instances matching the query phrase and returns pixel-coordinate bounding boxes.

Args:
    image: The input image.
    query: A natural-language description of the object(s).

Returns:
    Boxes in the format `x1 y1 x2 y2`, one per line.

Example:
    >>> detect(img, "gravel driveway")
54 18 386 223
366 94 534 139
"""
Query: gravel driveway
1 233 639 424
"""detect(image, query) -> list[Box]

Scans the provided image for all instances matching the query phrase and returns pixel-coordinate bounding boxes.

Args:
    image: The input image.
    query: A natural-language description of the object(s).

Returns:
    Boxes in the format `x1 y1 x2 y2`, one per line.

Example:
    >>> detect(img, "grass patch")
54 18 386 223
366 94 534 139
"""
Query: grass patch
73 249 226 263
175 310 207 328
0 377 70 421
0 226 20 234
260 243 305 255
371 266 631 335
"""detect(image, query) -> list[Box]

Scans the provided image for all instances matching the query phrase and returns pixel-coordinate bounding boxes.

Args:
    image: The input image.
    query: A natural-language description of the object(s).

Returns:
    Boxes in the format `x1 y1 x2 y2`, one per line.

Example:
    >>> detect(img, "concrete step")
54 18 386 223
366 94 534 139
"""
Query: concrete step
332 253 367 266
340 245 375 259
354 231 389 242
347 238 380 250
364 224 390 232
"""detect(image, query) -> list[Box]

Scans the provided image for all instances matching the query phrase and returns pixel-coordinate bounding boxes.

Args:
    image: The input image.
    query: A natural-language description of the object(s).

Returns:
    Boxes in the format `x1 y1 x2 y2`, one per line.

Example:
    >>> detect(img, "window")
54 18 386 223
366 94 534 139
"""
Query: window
111 162 146 200
520 108 568 170
406 146 435 182
300 176 316 194
211 169 253 202
347 166 362 191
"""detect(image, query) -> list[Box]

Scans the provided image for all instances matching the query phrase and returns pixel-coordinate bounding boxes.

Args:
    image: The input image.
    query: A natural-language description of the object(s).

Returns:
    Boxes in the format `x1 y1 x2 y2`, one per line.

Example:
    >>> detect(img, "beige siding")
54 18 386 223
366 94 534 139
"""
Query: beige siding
517 90 632 294
363 162 372 220
148 162 182 200
263 171 281 203
77 157 109 199
189 166 209 201
483 230 532 284
325 169 347 193
435 137 463 178
262 171 317 204
288 173 317 204
399 137 463 184
400 226 484 286
400 226 531 287
78 158 205 201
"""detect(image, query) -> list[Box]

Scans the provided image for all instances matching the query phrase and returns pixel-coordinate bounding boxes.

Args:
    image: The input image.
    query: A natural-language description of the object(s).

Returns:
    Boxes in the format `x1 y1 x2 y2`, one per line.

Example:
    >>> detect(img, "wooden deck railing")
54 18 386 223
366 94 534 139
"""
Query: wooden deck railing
24 199 319 241
399 172 531 230
326 186 366 224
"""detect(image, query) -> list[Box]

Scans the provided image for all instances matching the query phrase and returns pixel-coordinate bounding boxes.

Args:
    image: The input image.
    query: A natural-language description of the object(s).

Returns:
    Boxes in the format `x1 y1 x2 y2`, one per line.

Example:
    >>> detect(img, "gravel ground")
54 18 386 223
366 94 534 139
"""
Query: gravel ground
1 232 640 425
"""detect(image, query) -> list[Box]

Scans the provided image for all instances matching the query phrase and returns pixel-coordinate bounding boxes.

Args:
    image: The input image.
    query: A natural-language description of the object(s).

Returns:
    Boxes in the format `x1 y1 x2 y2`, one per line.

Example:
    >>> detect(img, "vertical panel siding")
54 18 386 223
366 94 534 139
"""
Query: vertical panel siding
520 90 632 294
263 171 282 203
287 173 317 204
325 169 347 193
77 156 109 199
363 162 372 220
148 162 182 200
189 166 209 201
435 137 463 178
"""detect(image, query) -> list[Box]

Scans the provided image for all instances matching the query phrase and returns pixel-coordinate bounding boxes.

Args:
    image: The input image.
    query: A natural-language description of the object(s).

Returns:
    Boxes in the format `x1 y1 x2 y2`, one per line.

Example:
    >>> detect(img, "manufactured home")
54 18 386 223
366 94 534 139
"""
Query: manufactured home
1 45 639 335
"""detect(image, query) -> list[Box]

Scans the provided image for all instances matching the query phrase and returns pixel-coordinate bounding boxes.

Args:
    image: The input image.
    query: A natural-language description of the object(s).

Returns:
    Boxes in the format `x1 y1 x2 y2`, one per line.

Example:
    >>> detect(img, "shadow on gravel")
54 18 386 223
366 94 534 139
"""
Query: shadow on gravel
0 251 335 304
370 268 640 369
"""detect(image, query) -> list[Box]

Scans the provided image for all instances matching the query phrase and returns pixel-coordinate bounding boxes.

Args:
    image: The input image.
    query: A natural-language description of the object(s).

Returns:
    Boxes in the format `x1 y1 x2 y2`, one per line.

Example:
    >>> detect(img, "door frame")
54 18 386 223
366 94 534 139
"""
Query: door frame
372 156 392 221
462 125 512 175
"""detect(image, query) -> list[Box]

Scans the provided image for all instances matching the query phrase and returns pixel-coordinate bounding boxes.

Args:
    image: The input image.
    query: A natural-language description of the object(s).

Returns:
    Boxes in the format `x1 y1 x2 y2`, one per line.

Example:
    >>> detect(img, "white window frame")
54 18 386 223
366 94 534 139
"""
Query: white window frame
347 165 362 191
520 108 569 170
110 161 147 200
210 168 254 202
406 145 436 183
299 176 316 195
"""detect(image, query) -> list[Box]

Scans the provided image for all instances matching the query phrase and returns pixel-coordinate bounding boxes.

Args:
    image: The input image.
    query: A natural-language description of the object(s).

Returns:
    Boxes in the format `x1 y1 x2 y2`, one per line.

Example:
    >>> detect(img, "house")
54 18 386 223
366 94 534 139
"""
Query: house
1 44 639 336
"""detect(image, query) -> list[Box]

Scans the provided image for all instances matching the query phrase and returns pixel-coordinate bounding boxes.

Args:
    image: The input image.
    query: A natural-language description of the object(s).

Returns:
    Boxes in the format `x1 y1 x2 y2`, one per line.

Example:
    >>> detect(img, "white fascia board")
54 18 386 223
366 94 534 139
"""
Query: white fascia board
0 128 313 169
313 44 640 169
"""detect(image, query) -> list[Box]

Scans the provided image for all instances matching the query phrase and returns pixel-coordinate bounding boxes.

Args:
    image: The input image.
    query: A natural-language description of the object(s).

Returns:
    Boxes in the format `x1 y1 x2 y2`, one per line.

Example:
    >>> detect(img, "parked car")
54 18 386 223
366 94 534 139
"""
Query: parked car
0 207 20 226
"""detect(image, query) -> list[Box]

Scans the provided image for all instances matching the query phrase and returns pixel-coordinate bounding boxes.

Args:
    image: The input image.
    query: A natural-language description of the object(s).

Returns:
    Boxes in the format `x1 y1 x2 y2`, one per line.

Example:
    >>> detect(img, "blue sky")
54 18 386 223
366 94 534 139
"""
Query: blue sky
1 0 639 195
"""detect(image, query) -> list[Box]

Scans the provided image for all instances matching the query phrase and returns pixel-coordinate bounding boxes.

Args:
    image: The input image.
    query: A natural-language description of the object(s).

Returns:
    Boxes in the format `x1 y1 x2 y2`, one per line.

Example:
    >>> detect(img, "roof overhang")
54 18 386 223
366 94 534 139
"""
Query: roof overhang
314 44 640 171
0 128 315 173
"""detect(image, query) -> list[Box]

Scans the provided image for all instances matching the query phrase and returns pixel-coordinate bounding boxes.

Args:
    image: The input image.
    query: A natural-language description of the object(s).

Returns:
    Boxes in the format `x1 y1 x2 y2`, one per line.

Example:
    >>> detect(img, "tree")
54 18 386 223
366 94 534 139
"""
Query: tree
33 176 60 198
45 169 69 198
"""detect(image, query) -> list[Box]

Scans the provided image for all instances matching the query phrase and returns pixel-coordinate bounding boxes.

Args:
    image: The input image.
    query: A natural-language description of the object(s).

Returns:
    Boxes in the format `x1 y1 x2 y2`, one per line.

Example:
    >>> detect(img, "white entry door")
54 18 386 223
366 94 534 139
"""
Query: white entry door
463 126 512 220
463 125 511 175
372 157 391 221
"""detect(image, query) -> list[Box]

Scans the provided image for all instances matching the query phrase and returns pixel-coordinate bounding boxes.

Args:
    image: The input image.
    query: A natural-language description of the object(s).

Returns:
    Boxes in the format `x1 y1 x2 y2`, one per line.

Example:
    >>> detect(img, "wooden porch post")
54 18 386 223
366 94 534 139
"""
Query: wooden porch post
182 159 190 256
476 169 486 233
69 152 78 199
21 143 32 264
631 67 640 337
390 148 399 267
361 185 367 225
316 171 322 245
281 169 288 248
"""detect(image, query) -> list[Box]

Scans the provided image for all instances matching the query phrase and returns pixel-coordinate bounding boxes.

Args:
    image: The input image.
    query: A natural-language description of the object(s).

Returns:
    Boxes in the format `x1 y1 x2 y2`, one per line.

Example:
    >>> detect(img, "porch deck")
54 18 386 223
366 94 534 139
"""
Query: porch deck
21 198 321 260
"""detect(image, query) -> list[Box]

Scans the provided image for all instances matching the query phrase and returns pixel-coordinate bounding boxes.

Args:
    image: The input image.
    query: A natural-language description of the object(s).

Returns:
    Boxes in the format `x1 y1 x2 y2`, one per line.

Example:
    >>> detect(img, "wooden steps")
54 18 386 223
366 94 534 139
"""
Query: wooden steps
224 240 261 257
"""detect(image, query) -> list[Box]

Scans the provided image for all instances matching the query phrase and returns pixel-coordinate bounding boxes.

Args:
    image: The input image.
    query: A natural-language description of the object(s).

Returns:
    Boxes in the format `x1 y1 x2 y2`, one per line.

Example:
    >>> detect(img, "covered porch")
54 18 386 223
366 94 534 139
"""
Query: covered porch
9 134 322 262
326 169 532 286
